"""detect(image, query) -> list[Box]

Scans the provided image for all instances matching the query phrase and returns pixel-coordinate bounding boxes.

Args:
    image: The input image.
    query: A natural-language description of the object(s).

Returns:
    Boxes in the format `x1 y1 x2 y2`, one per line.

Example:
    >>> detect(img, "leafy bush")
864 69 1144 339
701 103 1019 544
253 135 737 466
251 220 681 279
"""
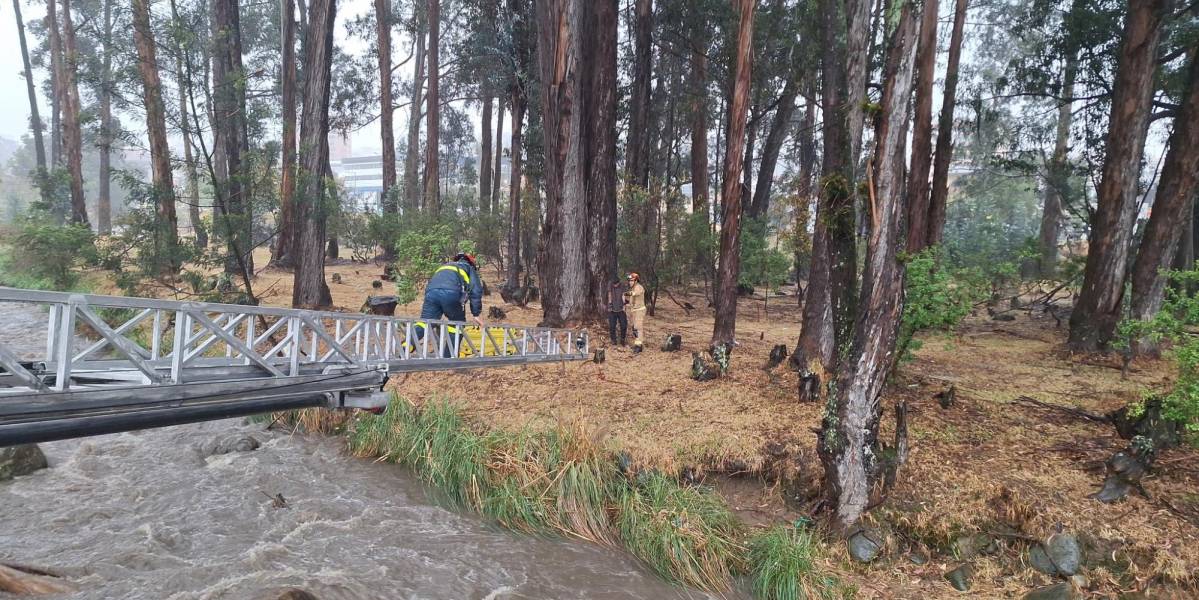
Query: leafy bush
739 217 791 293
1116 268 1199 433
391 222 476 304
898 248 979 362
0 218 96 289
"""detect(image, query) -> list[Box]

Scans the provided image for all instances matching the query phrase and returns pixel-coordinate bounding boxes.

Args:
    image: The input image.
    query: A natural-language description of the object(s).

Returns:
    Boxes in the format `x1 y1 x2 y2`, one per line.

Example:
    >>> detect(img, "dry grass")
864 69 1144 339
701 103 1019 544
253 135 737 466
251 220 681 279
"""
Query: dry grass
95 249 1199 598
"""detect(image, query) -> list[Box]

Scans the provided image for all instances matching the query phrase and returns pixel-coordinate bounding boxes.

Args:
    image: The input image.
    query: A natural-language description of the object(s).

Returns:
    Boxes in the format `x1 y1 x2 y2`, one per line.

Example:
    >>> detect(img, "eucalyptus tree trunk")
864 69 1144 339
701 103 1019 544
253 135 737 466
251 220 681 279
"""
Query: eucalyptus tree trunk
59 0 89 227
492 98 504 211
133 0 180 268
927 0 968 248
749 78 799 220
404 6 426 213
377 0 397 212
904 0 938 253
536 0 618 326
1037 51 1077 278
626 0 653 188
820 1 918 532
690 42 709 223
424 0 441 215
98 0 114 234
46 0 62 179
711 0 755 347
272 0 297 264
1069 0 1170 351
292 0 336 308
480 96 493 214
13 0 50 208
1129 51 1199 346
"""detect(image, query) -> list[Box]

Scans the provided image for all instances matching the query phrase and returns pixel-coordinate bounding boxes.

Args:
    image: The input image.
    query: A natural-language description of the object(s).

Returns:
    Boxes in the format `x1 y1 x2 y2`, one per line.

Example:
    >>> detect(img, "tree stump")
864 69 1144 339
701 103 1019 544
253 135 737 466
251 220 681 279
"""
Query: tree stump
371 280 383 290
936 385 956 409
690 352 718 381
764 344 788 370
661 334 682 352
330 272 342 284
1095 397 1182 503
594 348 606 364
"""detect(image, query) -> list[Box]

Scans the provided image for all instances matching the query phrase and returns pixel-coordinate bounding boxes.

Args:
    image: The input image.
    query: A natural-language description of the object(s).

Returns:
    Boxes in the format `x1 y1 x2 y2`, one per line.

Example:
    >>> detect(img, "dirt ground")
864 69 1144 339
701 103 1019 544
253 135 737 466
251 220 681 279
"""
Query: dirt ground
96 249 1199 598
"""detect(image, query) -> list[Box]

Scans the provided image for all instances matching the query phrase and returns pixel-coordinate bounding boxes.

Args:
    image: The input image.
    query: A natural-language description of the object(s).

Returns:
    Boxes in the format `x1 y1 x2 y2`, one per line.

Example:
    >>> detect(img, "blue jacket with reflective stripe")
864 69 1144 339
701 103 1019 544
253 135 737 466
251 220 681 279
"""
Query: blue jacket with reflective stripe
426 260 484 316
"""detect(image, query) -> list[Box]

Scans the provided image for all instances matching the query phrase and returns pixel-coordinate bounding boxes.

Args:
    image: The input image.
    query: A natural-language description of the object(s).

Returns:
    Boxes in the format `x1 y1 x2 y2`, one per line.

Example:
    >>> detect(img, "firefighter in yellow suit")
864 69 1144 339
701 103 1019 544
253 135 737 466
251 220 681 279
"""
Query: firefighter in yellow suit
624 273 647 352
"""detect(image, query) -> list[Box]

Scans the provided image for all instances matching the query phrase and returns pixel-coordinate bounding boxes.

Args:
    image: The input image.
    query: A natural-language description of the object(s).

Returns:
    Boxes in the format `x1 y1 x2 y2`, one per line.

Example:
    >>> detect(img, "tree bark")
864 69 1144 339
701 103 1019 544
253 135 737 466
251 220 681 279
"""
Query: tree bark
404 6 426 213
904 0 938 253
504 91 525 294
377 0 397 212
213 0 253 277
59 0 89 227
626 0 653 188
97 0 114 234
844 0 871 166
927 0 967 248
292 0 336 309
1130 51 1199 334
690 42 709 223
749 78 799 220
480 95 493 214
272 0 297 264
492 97 504 212
820 1 918 532
14 0 50 209
794 91 817 283
133 0 180 267
46 0 62 179
169 0 207 249
536 0 618 325
794 0 857 384
1038 51 1077 277
711 0 755 347
424 0 441 215
1068 0 1170 351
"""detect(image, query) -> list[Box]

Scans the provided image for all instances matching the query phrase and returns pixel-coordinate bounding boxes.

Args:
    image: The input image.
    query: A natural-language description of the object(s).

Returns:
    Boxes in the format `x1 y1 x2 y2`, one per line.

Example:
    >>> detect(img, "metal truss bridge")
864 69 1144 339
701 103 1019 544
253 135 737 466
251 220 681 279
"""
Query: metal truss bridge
0 287 589 446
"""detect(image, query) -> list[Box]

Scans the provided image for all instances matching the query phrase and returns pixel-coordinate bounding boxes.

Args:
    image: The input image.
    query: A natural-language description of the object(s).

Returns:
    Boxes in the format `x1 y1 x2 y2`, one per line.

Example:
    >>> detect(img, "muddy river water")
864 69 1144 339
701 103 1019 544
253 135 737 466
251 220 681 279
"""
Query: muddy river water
0 302 725 599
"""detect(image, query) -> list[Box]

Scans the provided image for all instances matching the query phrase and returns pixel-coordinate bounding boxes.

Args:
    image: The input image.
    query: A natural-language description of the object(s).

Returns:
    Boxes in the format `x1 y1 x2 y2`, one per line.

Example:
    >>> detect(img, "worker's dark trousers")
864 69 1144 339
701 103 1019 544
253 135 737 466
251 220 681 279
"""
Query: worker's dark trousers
608 310 627 344
417 288 466 358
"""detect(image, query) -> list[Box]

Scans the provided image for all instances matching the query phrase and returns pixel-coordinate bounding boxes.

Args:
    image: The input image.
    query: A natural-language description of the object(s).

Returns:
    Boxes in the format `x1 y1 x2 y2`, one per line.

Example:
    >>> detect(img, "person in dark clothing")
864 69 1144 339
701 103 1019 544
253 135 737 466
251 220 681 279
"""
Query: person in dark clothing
415 251 485 358
608 279 628 345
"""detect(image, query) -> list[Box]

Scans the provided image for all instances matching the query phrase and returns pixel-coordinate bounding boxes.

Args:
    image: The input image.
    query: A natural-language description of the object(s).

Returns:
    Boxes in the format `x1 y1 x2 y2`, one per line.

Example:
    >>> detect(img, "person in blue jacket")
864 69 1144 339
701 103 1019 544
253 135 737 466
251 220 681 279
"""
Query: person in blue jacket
415 251 485 357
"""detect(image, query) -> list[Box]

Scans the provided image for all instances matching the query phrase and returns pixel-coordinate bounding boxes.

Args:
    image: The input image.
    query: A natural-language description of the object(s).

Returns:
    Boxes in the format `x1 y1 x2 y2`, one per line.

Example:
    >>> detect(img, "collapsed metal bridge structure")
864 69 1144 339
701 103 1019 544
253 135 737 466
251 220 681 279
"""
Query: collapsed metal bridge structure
0 287 589 446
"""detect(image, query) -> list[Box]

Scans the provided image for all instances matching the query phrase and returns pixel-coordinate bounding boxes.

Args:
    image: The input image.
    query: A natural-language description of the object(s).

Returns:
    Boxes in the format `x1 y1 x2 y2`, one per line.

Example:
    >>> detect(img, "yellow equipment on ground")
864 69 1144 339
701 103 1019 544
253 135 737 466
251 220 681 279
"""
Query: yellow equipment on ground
457 325 522 358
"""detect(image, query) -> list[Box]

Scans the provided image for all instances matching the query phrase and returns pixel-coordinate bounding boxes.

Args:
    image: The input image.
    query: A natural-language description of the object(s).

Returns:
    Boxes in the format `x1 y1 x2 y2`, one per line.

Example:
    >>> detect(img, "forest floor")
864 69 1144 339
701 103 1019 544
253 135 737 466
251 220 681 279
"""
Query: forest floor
95 250 1199 598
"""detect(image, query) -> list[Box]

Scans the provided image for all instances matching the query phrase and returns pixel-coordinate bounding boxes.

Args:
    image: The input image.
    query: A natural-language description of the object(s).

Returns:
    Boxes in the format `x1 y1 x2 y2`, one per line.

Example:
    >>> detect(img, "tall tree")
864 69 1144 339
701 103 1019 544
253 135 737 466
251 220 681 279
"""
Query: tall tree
403 5 426 213
820 0 919 532
424 0 441 215
926 0 968 248
377 0 398 212
133 0 180 267
793 0 864 394
47 0 63 177
904 0 939 252
213 0 253 276
1037 51 1077 277
292 0 337 308
492 97 504 211
690 34 709 223
13 0 50 207
97 0 114 234
1068 0 1171 351
1130 52 1199 334
536 0 619 325
711 0 755 347
502 0 530 298
626 0 653 188
749 78 800 219
272 0 298 264
59 0 89 227
480 95 493 213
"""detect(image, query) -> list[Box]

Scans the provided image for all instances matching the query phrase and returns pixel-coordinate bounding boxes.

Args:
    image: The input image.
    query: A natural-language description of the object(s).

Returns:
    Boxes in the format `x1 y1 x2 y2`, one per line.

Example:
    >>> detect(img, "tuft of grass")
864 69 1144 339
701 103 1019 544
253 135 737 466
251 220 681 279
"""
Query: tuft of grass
615 471 745 591
747 525 850 600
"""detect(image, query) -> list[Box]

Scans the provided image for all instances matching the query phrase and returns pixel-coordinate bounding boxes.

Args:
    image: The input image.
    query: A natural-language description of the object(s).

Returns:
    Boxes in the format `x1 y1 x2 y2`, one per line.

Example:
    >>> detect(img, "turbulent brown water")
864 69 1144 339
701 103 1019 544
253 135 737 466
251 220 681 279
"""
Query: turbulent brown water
0 302 726 600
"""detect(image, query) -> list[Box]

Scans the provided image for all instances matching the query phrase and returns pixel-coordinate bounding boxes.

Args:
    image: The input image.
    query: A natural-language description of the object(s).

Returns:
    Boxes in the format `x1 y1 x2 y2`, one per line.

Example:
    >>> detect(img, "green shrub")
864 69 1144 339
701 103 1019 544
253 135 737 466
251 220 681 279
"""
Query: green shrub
898 248 978 362
0 218 96 289
391 223 476 304
747 525 850 600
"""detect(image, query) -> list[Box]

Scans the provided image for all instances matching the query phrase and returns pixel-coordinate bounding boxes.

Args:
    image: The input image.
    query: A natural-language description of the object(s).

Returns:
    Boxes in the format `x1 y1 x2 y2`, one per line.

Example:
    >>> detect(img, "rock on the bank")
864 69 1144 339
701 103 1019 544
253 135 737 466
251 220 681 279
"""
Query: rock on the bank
0 444 48 481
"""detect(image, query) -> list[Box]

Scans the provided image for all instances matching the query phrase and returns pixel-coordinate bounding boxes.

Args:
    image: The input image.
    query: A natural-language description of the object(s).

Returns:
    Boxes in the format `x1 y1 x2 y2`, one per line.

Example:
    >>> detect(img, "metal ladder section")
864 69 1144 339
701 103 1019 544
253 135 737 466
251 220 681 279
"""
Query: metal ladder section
0 286 588 445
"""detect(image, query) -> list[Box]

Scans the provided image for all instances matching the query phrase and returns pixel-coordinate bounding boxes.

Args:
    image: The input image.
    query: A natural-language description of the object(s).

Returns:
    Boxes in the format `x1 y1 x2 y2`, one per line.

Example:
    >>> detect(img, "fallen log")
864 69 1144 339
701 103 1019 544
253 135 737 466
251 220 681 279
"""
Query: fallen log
0 563 77 595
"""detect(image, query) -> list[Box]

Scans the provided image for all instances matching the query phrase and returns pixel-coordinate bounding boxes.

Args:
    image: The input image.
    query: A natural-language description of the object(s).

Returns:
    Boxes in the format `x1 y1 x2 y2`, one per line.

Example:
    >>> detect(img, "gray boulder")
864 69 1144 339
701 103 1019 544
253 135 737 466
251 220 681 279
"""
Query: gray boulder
1022 583 1080 600
0 444 48 481
943 564 972 592
200 434 261 457
847 529 883 564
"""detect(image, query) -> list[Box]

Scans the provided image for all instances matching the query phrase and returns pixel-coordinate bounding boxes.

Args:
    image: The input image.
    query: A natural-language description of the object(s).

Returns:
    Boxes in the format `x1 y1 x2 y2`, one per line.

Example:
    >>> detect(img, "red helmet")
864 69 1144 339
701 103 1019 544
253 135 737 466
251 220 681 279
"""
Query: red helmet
627 272 639 282
455 252 477 267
